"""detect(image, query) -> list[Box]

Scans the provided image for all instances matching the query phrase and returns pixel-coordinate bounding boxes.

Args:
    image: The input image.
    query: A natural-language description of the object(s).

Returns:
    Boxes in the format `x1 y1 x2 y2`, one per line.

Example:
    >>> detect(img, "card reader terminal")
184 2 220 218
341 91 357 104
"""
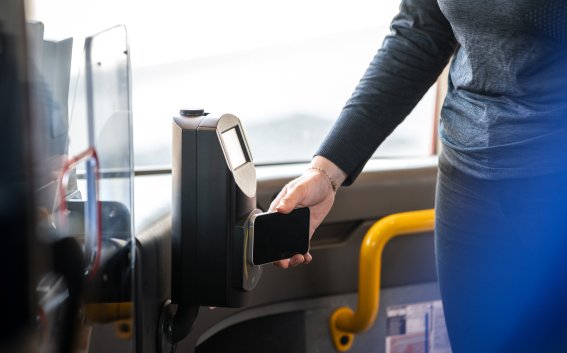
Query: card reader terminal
171 111 310 309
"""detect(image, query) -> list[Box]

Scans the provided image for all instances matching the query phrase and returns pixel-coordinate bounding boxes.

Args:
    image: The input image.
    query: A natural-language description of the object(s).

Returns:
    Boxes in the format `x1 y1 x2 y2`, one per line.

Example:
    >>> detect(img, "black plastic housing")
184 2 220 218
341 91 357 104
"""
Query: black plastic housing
172 113 259 308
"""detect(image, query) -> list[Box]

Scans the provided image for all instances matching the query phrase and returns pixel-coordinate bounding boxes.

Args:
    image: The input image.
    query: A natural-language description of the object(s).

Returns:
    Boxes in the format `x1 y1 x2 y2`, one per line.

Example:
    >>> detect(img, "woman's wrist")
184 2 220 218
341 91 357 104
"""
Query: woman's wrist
307 166 339 192
308 156 347 191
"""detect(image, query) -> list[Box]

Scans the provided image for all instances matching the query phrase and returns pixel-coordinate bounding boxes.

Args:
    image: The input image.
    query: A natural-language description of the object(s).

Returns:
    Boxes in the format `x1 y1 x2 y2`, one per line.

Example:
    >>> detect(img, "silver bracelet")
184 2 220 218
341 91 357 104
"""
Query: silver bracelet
307 166 338 192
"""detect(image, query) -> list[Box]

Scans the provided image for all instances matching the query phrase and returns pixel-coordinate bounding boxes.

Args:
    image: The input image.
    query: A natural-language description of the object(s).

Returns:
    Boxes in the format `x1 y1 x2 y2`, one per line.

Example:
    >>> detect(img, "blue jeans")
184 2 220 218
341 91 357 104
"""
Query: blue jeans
435 153 567 353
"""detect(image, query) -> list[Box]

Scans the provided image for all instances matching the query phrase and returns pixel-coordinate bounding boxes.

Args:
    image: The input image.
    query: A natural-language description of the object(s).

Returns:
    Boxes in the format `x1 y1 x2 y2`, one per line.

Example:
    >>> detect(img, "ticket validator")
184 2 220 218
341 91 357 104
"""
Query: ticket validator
168 110 309 344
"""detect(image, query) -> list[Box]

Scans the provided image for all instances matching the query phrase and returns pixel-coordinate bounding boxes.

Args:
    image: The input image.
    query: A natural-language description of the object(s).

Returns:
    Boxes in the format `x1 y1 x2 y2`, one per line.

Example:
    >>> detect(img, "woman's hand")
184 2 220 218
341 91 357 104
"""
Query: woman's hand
268 156 347 269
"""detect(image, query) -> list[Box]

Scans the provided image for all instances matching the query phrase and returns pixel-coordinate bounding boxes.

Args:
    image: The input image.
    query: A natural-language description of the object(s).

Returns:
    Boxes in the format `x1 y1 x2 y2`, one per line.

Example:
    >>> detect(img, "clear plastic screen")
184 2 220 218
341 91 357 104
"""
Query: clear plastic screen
83 25 133 204
63 24 135 345
80 23 134 287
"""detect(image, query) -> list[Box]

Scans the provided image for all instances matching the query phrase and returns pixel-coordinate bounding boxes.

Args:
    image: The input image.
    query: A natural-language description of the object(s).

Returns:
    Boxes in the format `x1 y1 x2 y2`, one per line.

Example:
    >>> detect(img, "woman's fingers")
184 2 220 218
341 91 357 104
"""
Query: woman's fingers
273 258 291 269
269 185 288 211
276 183 307 214
289 254 305 266
272 252 312 268
303 252 312 265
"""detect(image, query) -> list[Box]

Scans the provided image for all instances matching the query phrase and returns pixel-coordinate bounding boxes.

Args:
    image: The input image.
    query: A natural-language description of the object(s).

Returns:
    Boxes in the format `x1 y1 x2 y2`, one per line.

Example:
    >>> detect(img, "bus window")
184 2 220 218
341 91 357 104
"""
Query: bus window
27 0 437 169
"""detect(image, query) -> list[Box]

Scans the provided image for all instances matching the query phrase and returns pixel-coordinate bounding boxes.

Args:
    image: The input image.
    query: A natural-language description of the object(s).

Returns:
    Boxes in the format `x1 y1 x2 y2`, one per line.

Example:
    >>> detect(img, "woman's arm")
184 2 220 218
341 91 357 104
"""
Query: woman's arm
318 0 457 185
271 0 457 268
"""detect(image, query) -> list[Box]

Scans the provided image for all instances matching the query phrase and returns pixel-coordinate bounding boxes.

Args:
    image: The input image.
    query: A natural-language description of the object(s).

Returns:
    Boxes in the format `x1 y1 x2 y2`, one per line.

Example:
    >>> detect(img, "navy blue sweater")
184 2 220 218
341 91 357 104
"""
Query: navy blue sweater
317 0 567 184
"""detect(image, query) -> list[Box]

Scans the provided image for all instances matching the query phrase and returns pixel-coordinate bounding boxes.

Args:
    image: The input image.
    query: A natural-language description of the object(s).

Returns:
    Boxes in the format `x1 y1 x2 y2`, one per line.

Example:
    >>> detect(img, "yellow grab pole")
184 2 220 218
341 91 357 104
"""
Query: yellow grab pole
85 302 133 323
329 209 435 351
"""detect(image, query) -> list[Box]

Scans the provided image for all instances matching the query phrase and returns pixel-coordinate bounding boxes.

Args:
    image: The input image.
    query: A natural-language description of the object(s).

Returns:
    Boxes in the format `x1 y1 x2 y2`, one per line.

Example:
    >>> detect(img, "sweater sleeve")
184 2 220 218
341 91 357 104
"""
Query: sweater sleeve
315 0 457 186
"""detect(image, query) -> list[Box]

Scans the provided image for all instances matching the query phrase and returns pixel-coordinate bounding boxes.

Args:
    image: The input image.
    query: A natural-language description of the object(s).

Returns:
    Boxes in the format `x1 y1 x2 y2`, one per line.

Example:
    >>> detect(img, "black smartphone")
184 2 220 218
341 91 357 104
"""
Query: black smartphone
249 207 310 265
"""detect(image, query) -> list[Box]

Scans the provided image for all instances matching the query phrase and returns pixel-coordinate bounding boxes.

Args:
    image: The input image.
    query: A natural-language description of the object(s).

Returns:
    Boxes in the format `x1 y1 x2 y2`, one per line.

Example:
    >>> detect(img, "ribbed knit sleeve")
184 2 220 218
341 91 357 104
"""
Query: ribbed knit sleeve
316 0 457 185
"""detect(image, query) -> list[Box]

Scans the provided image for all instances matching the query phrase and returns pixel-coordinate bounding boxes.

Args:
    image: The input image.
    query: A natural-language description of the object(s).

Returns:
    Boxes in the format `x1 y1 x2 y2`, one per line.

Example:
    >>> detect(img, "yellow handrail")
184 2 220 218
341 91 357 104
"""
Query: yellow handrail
329 209 435 351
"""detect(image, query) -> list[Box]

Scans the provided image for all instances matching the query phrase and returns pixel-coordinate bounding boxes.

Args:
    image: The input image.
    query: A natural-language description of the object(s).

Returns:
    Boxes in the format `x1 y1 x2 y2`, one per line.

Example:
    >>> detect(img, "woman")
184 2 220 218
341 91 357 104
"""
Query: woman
269 0 567 352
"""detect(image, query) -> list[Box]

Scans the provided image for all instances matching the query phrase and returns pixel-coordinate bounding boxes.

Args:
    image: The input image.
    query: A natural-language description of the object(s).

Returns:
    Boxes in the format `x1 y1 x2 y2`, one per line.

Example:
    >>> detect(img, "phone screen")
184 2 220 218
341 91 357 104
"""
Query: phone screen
251 208 310 265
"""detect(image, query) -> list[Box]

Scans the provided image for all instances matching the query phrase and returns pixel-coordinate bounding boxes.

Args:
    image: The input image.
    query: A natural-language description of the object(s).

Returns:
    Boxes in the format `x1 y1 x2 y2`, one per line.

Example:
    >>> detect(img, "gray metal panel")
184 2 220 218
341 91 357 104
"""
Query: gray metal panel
195 282 442 353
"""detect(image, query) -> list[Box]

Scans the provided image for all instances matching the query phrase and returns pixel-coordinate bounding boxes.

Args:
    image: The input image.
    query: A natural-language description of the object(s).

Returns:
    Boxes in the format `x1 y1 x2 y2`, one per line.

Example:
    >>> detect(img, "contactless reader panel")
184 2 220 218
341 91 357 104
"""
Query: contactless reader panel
172 110 310 311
